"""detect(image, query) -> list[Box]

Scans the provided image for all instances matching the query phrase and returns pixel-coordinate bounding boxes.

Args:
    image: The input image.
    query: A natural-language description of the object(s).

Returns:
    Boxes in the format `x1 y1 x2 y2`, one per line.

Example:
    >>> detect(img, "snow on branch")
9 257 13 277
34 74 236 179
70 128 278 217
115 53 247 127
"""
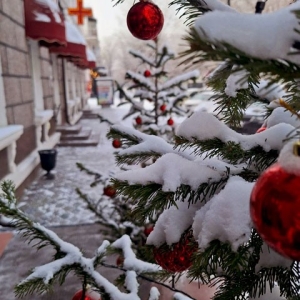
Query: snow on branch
111 125 193 160
194 2 300 65
162 70 200 91
114 152 242 192
176 111 296 152
112 235 161 273
193 176 254 251
126 71 156 92
129 50 156 67
15 224 160 300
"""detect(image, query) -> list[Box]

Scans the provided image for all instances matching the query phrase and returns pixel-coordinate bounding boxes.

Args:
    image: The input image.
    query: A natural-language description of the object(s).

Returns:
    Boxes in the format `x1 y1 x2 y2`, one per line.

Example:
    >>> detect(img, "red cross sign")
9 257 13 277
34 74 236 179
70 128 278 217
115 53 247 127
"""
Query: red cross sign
68 0 92 25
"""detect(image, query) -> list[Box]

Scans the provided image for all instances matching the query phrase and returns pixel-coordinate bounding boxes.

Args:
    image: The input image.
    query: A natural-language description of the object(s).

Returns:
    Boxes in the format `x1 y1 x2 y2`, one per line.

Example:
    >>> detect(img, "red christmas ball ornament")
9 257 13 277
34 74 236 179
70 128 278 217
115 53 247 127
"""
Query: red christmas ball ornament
256 127 267 133
160 104 166 112
135 116 142 125
153 231 197 273
250 160 300 260
144 224 154 236
103 185 116 198
112 139 122 148
126 1 164 40
167 118 174 126
116 255 124 266
72 289 101 300
144 70 151 77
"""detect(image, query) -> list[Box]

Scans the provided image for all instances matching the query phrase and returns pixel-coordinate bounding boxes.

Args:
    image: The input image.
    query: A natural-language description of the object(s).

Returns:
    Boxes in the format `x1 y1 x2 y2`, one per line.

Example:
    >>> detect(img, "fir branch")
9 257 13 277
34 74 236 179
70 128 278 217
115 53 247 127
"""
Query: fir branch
111 179 175 222
175 136 278 171
15 266 73 298
115 151 162 166
112 171 229 223
107 127 141 147
180 28 300 85
169 0 212 26
76 162 103 187
98 114 114 126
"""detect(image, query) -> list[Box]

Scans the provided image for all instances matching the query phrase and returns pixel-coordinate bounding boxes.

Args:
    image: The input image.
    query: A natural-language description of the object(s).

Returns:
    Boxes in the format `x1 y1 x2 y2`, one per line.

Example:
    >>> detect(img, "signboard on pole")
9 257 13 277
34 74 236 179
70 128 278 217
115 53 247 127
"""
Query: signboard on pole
95 78 114 106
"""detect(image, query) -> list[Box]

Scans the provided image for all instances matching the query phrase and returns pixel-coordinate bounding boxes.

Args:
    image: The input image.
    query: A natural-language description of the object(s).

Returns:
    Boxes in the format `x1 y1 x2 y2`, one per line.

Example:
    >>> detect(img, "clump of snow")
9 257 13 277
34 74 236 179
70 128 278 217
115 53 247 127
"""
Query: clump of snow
225 69 249 97
147 201 203 247
112 235 161 273
173 293 194 300
114 153 239 193
65 20 86 45
255 243 293 272
255 80 286 102
194 2 300 65
149 287 160 300
176 111 295 152
193 176 254 251
278 140 300 175
266 107 300 128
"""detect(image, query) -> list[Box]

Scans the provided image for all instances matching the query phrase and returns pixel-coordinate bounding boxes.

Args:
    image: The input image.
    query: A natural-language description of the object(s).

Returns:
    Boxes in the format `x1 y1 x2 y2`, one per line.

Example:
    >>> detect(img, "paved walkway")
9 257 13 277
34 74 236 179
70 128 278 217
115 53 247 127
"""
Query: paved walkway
0 105 145 299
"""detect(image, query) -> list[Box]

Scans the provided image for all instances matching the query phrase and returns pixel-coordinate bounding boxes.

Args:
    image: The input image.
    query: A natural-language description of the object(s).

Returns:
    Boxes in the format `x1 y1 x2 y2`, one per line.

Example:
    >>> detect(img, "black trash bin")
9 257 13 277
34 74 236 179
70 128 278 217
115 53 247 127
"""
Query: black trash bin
38 149 57 179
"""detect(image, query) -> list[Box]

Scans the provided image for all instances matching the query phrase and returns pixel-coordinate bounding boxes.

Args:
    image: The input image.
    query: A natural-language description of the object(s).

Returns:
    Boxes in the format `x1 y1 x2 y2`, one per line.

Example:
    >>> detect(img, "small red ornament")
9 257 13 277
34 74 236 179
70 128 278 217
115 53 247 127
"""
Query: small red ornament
144 225 154 236
116 255 124 266
153 231 197 273
256 127 266 133
112 139 122 148
72 289 101 300
160 104 166 112
167 118 174 126
250 162 300 261
135 116 142 125
144 70 151 77
126 1 164 40
103 185 116 198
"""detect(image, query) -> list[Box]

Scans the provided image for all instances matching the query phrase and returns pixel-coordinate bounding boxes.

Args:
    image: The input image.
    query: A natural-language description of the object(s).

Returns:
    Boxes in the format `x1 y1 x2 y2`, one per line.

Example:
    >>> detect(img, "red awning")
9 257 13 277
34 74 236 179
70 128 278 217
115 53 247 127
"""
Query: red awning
50 20 86 59
86 48 96 69
24 0 66 46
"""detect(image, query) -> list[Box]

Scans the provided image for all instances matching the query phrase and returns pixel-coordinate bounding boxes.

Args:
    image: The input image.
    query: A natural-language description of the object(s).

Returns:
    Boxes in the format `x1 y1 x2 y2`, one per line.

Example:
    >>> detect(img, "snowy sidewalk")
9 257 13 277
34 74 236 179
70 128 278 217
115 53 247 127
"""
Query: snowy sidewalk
0 105 145 299
19 106 131 227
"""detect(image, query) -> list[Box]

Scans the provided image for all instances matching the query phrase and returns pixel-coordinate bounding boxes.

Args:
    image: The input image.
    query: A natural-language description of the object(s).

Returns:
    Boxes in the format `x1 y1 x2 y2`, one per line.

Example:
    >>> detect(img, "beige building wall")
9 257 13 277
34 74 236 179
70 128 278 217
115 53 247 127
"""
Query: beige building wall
0 0 36 166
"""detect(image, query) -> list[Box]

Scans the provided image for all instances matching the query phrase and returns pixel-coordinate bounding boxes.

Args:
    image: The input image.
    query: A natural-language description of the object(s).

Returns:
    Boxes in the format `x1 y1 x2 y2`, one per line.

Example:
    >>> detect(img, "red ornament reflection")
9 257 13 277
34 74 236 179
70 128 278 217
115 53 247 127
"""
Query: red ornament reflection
127 1 164 40
153 231 197 273
250 163 300 261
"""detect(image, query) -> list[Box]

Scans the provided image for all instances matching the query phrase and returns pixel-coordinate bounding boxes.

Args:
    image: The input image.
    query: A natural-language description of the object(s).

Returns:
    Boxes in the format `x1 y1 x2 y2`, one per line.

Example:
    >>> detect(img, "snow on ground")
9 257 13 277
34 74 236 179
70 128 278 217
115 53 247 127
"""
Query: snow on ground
19 100 134 227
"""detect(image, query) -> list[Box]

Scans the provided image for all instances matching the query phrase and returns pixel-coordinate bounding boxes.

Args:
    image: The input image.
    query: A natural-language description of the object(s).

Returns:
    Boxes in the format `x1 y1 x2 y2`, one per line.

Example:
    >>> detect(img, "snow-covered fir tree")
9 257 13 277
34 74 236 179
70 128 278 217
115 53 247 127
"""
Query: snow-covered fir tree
101 38 199 139
2 1 300 300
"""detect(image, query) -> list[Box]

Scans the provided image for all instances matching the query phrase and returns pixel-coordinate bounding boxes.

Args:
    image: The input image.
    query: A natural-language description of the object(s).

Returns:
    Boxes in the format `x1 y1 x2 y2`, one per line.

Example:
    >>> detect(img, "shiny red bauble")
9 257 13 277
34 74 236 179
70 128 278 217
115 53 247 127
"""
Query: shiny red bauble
250 163 300 260
167 118 174 126
127 1 164 40
135 116 142 125
256 127 267 133
103 185 116 198
72 289 101 300
160 104 166 112
153 231 197 273
144 225 154 236
116 255 124 266
112 139 122 148
144 70 151 77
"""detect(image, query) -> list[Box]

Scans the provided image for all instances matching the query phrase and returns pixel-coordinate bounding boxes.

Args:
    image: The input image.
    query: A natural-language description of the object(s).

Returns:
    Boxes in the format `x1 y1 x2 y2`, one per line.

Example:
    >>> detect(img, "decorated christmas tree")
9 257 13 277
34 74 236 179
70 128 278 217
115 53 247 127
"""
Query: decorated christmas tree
2 1 300 300
100 38 199 139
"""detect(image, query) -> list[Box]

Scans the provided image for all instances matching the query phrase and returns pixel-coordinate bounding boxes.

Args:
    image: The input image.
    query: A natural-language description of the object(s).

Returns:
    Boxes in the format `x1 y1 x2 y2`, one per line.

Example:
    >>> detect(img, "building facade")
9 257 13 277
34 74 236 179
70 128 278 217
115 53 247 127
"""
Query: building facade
0 0 98 195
